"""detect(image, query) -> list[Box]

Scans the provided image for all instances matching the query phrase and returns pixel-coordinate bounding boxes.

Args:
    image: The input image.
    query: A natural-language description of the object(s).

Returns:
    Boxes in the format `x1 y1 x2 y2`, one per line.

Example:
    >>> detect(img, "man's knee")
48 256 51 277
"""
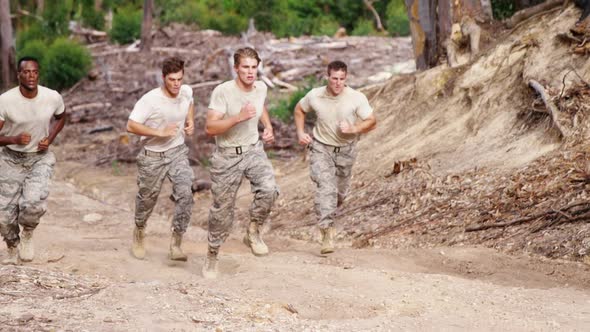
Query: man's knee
18 204 46 228
258 185 279 200
173 185 194 205
137 187 160 201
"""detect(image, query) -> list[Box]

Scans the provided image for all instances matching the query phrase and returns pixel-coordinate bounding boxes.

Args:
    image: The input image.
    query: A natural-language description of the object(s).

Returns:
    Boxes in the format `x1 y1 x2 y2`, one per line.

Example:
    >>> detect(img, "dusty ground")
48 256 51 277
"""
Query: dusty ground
4 5 590 331
1 160 590 331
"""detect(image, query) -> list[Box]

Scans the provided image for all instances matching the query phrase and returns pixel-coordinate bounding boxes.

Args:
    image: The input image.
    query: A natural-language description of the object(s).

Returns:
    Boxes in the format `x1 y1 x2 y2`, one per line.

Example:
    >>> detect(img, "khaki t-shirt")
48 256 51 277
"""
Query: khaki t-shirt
0 85 65 152
208 80 267 148
299 86 373 146
129 85 193 152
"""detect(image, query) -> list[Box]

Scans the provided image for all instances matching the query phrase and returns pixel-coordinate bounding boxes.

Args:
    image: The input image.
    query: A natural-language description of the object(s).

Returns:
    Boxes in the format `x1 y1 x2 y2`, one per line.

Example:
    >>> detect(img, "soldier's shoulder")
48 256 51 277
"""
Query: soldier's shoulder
0 86 20 101
346 86 368 99
307 86 325 98
179 84 193 99
38 85 64 101
254 80 267 92
212 80 234 94
141 87 162 100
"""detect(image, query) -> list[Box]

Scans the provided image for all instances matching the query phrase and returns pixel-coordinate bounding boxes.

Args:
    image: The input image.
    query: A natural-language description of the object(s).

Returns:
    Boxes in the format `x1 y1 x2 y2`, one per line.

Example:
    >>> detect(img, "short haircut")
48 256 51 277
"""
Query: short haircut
234 47 261 67
17 56 39 71
327 60 347 75
162 57 185 76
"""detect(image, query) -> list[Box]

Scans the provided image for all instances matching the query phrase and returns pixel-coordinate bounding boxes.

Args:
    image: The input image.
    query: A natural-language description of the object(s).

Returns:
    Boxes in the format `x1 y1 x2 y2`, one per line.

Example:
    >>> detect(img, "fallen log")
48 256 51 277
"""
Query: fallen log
189 80 223 89
528 79 571 137
271 77 299 91
260 75 275 89
277 67 318 81
71 102 112 113
151 47 201 56
309 41 348 50
505 0 564 28
70 26 108 43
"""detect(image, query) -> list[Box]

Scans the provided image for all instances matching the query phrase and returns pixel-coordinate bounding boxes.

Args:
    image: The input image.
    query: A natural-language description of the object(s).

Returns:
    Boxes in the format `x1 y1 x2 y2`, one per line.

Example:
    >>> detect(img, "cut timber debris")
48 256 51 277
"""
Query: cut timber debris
528 79 571 138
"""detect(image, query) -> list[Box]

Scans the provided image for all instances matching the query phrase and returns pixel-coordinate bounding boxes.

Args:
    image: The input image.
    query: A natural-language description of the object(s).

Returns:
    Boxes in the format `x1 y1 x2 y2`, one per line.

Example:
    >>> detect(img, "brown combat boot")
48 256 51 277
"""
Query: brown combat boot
2 246 19 265
243 221 269 256
320 227 335 254
169 232 188 261
19 229 34 262
132 226 146 259
201 247 218 279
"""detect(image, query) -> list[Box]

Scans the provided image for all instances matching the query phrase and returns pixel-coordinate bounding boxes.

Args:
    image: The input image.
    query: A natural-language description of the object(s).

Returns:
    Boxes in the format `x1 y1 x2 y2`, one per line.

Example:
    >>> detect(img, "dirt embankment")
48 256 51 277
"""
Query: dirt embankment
272 5 590 263
3 6 590 331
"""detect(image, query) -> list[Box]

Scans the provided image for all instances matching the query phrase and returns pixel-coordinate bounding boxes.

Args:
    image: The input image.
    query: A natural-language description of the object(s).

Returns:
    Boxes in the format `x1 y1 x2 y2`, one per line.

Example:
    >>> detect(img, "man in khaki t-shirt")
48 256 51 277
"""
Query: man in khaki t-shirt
126 57 195 262
202 47 279 279
294 60 377 255
0 57 66 265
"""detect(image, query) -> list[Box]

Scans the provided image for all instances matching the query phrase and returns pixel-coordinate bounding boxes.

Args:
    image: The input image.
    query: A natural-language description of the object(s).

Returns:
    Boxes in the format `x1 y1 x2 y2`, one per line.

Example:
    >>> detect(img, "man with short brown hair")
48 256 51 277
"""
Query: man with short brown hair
202 47 278 279
0 57 66 265
127 56 195 262
294 60 376 254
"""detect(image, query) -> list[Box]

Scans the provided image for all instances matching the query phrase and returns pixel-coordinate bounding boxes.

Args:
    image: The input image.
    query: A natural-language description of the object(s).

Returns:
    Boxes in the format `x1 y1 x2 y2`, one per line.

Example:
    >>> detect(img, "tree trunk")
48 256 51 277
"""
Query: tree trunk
95 0 103 11
363 0 385 31
36 0 44 15
0 0 15 90
405 0 438 70
406 0 488 70
140 0 153 52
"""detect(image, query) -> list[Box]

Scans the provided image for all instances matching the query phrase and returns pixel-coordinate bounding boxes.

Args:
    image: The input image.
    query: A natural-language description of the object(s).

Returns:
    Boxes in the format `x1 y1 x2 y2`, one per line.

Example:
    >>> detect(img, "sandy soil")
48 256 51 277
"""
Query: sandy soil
1 161 589 332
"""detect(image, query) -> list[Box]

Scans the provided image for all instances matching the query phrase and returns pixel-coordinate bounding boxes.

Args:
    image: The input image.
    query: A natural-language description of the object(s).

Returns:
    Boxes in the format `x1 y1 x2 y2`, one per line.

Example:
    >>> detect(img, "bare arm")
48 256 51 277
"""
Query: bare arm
205 103 256 137
0 120 31 146
38 111 67 151
184 103 195 136
260 105 274 144
126 119 178 138
340 113 377 135
294 102 312 145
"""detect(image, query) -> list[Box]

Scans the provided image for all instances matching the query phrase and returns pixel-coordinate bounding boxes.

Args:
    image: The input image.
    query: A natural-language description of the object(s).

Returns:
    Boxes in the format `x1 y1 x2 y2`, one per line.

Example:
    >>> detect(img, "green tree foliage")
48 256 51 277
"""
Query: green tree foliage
155 0 410 37
492 0 516 20
42 38 92 91
109 6 142 44
386 0 410 36
269 77 322 122
42 2 69 39
17 39 46 65
352 19 379 36
16 23 45 51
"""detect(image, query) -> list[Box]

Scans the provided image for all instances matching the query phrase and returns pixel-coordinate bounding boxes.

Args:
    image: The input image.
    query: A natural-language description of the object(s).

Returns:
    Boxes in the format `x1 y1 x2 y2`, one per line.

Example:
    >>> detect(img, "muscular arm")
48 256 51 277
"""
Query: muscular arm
340 113 377 135
0 120 31 146
260 105 272 130
38 111 67 151
260 105 274 143
126 119 177 138
205 103 256 137
47 111 66 144
184 103 195 136
294 102 312 145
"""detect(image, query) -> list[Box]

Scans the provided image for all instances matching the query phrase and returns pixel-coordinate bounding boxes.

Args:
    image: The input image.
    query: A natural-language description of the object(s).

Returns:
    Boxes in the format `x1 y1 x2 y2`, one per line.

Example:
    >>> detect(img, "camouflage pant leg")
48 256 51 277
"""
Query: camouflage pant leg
0 150 25 246
309 141 338 229
18 152 56 230
134 151 169 228
335 144 357 207
243 141 279 226
166 145 194 234
207 152 244 250
0 149 55 246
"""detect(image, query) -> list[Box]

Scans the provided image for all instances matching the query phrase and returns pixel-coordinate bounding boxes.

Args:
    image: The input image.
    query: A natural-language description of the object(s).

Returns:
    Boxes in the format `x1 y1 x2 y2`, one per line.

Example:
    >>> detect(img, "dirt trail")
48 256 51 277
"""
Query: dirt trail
1 162 590 331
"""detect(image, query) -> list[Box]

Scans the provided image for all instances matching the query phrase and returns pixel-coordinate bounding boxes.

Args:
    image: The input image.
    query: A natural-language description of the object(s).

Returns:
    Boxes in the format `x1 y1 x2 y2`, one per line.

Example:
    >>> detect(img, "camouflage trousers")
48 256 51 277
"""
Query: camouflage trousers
0 148 56 247
135 144 194 234
208 141 279 250
309 139 357 229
